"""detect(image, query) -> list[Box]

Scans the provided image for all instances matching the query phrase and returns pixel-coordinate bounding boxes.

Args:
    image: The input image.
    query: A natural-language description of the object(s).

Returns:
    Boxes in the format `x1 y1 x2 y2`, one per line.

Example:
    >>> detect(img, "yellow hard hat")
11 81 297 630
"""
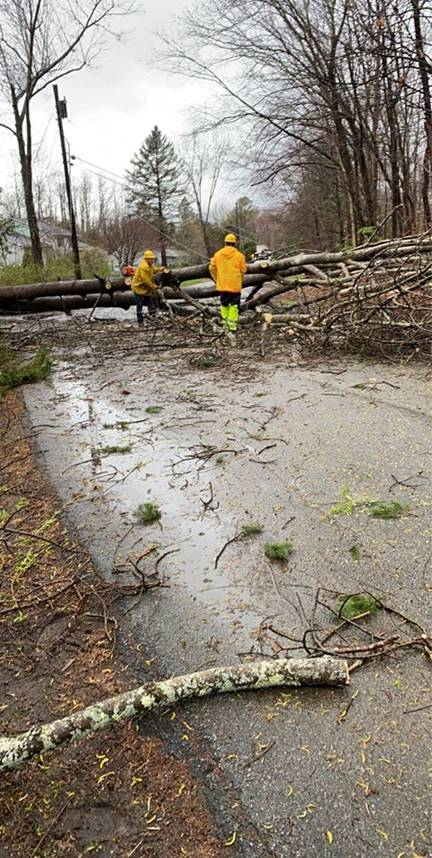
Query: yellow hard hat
144 249 156 260
225 233 237 243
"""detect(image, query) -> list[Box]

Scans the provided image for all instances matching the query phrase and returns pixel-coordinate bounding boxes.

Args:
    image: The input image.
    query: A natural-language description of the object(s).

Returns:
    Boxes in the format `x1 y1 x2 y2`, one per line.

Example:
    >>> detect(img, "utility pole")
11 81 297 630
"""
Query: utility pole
235 201 242 251
53 85 82 279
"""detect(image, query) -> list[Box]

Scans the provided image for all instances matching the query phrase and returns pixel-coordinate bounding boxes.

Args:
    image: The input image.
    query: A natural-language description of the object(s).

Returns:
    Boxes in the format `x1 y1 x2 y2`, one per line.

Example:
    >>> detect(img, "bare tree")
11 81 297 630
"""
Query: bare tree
0 0 131 265
180 134 226 256
166 0 432 244
101 215 158 266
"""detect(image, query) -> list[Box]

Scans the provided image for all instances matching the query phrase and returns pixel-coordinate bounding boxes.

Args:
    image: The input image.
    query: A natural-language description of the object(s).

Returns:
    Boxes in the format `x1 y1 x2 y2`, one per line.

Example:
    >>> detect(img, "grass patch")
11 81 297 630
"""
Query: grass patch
135 502 161 525
100 444 132 455
336 592 381 620
241 522 264 535
367 500 406 519
145 406 164 414
181 278 207 286
264 541 293 562
349 544 361 561
0 347 52 398
0 249 110 287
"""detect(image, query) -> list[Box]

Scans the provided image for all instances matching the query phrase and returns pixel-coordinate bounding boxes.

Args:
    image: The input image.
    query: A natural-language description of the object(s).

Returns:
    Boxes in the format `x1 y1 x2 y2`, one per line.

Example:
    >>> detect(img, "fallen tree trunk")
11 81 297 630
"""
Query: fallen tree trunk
0 656 348 773
0 274 269 312
0 279 218 303
0 294 204 315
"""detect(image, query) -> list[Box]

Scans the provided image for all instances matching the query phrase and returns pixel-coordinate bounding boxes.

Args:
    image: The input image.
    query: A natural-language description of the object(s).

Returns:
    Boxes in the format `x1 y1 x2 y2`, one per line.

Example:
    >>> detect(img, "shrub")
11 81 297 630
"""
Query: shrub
0 249 110 287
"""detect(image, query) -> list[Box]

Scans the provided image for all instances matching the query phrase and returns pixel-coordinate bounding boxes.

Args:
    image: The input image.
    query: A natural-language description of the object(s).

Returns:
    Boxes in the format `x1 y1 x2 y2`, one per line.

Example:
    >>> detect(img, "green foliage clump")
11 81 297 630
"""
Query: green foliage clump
331 485 356 516
145 406 163 414
241 522 264 535
264 541 293 562
336 592 381 620
135 502 161 525
331 486 407 520
0 347 52 398
367 500 405 519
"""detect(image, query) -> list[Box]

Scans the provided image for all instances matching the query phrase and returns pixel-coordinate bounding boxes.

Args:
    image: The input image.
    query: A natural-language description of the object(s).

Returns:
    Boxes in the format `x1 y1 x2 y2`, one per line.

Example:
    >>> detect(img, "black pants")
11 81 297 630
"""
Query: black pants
218 291 241 307
135 293 157 321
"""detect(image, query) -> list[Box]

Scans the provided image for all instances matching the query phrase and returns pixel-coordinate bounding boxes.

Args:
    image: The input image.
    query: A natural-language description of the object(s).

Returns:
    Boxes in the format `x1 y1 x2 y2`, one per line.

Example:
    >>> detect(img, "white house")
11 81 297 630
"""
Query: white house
2 218 95 266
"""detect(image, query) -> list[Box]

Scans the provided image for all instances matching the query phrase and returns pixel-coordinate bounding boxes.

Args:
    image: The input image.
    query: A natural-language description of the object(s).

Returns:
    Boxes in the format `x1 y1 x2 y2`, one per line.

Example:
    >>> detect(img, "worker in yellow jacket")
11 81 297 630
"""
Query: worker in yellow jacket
209 233 247 334
131 250 161 325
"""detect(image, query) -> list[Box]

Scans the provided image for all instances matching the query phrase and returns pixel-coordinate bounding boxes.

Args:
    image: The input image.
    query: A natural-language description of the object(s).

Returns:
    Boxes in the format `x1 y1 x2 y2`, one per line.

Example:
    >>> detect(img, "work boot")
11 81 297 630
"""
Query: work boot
137 318 144 327
226 331 237 348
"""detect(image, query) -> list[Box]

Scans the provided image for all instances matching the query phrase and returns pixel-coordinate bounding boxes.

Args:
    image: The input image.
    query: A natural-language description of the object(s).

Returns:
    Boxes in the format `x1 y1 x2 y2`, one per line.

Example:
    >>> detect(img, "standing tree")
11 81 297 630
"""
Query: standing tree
101 215 158 266
0 0 131 266
224 196 257 257
126 126 181 266
180 134 226 256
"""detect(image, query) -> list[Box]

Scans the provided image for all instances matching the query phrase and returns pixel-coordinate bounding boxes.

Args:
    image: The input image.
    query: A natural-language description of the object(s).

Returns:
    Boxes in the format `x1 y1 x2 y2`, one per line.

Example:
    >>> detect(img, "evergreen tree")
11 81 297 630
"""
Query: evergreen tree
126 126 181 265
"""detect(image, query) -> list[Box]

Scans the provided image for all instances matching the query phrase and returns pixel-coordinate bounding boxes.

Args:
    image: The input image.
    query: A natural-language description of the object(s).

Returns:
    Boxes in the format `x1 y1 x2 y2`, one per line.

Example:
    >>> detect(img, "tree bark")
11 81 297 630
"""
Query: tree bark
12 91 44 266
411 0 432 228
0 656 348 773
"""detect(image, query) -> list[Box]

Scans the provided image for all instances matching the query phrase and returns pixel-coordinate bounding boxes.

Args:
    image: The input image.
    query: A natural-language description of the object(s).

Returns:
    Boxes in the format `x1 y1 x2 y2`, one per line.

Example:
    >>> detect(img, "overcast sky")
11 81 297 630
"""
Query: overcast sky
0 0 225 201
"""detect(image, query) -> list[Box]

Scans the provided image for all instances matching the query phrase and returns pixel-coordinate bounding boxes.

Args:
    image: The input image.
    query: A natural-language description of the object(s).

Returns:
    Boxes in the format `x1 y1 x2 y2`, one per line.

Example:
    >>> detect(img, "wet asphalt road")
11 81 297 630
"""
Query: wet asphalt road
21 321 432 858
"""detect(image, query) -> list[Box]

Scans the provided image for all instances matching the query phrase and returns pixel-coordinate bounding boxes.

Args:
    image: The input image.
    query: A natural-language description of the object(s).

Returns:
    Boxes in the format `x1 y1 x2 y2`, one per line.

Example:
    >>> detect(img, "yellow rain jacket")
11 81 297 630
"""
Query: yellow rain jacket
131 259 160 296
209 246 247 293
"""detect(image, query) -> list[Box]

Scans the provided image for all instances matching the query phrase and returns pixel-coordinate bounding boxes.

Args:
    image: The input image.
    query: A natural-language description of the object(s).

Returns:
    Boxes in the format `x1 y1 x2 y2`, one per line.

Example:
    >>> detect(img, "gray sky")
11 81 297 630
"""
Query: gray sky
0 0 215 199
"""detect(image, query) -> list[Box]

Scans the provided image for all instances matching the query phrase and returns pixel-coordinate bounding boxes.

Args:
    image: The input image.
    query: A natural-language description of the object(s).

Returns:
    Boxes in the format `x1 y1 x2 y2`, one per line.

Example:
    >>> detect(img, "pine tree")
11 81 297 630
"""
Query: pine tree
126 126 181 265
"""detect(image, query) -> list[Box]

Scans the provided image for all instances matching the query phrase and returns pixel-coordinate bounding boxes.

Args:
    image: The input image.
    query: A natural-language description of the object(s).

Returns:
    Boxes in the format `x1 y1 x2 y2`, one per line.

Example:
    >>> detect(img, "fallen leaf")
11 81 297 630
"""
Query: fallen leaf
224 832 237 847
376 828 389 841
325 831 334 844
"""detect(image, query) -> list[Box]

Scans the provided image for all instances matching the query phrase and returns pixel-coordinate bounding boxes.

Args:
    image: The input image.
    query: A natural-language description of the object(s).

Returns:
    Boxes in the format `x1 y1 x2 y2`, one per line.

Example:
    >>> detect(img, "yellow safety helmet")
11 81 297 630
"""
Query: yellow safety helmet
224 233 237 243
144 249 156 260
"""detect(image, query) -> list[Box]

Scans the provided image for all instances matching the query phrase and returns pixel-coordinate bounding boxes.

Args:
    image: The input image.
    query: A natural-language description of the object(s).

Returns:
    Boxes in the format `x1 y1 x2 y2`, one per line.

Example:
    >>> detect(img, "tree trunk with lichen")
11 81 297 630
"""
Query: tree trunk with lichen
0 656 348 773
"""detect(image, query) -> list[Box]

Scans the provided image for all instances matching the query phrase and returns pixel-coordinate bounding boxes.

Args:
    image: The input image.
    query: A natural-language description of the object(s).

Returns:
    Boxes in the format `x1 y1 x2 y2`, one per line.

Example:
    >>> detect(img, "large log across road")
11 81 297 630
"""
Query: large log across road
0 273 271 306
1 234 432 314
